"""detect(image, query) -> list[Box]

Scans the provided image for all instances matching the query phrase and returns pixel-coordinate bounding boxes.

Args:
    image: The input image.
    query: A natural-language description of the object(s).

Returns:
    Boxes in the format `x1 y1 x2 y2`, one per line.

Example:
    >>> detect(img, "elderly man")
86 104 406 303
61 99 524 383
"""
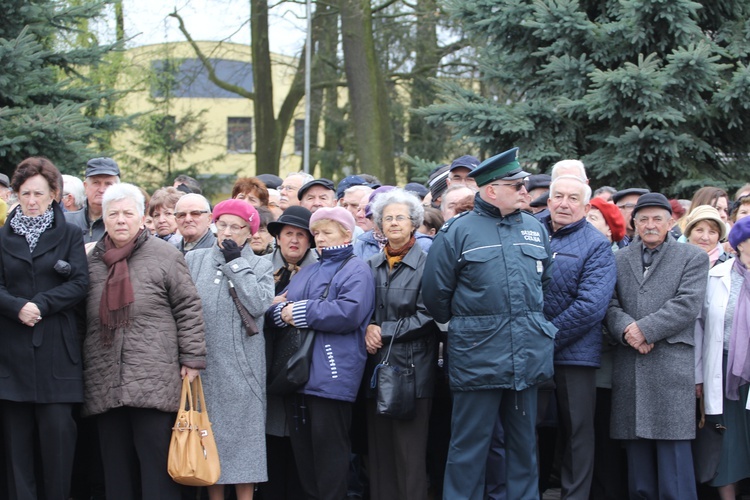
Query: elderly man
61 174 85 212
64 157 120 243
0 173 11 202
541 175 616 499
441 185 475 220
340 185 372 239
606 193 708 499
174 193 215 254
424 147 556 500
278 172 314 211
298 178 336 213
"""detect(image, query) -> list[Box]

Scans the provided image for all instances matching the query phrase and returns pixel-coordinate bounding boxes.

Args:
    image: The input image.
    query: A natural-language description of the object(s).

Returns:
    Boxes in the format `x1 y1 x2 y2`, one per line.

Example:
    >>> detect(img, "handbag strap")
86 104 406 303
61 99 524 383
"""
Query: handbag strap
381 318 404 365
227 280 260 336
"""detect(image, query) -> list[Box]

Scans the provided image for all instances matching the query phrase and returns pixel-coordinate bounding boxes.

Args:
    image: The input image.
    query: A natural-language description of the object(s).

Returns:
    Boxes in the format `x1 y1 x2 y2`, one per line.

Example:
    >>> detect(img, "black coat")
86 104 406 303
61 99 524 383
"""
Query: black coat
0 202 89 403
365 243 439 398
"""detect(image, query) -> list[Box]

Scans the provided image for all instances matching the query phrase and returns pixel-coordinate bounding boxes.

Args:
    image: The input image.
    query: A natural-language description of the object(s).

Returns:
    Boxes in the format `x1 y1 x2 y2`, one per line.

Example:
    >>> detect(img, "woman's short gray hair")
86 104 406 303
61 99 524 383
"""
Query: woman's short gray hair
370 188 424 230
102 183 145 217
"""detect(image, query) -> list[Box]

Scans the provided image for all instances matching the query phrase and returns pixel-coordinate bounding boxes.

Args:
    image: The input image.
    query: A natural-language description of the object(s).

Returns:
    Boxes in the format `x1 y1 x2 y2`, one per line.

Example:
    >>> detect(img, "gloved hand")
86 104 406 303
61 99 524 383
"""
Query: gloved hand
220 239 242 262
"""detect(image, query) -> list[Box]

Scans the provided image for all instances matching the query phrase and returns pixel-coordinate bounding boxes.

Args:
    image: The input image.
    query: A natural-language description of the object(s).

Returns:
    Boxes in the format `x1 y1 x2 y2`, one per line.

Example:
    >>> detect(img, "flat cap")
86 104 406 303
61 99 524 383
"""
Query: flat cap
298 178 335 200
86 157 120 177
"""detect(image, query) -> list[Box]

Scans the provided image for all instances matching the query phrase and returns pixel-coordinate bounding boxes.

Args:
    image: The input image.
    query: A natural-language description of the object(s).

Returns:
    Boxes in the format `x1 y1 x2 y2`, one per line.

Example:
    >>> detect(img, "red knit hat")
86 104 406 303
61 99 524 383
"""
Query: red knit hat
590 197 626 242
212 199 260 234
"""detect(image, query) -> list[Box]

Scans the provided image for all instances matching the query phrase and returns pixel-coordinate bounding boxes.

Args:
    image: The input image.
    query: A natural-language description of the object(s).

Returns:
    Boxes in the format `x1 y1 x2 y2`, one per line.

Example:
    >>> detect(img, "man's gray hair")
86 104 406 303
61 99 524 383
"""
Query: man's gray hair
175 193 211 212
102 183 145 217
286 172 314 185
370 188 425 230
549 175 592 204
551 160 588 182
61 174 85 208
344 185 373 197
441 185 475 212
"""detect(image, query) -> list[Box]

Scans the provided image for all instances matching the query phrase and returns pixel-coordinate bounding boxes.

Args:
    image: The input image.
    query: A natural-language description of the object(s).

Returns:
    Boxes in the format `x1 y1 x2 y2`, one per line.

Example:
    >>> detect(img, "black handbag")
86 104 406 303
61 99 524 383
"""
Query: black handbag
692 396 725 484
266 256 354 395
370 319 416 420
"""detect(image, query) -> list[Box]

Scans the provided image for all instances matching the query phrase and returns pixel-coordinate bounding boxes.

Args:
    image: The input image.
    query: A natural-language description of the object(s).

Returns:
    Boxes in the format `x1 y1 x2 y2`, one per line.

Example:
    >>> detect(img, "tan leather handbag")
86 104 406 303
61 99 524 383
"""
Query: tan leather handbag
167 376 221 486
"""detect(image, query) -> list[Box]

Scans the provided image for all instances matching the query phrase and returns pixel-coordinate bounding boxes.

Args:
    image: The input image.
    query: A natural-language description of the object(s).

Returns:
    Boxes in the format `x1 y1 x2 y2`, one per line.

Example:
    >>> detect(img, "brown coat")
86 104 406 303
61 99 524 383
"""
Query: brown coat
83 231 206 416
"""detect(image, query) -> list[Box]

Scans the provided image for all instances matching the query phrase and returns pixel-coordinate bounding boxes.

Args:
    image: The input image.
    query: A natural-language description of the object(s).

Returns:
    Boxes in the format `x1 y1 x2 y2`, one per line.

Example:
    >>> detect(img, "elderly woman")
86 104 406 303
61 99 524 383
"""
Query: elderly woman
0 157 88 498
259 205 317 499
585 197 629 499
186 199 274 500
84 183 206 500
250 206 275 256
265 207 375 500
684 205 730 267
149 186 185 242
364 189 439 500
232 177 269 208
696 216 750 499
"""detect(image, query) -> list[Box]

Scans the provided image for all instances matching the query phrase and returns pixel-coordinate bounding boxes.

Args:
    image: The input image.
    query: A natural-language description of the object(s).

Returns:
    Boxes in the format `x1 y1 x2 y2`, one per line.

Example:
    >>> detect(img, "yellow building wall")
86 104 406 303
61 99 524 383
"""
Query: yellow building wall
112 41 309 184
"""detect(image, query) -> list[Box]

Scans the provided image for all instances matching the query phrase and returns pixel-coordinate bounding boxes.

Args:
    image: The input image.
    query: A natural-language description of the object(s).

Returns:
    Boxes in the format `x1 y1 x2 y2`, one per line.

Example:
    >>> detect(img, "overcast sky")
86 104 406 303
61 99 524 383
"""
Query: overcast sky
102 0 307 56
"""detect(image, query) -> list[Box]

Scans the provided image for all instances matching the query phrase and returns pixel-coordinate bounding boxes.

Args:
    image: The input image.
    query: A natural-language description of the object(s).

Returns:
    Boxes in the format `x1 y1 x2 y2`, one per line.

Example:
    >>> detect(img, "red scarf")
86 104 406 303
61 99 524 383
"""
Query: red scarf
384 235 416 270
99 229 142 344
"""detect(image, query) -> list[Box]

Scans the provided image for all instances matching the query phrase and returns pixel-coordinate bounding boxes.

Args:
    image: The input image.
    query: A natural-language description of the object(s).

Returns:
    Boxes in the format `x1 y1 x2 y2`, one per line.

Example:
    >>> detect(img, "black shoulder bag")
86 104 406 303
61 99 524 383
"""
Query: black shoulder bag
267 255 354 395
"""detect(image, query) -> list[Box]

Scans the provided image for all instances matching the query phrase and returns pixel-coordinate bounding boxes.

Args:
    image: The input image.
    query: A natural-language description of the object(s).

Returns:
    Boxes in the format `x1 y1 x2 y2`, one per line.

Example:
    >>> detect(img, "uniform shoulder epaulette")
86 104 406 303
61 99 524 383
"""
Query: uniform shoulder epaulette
439 210 470 232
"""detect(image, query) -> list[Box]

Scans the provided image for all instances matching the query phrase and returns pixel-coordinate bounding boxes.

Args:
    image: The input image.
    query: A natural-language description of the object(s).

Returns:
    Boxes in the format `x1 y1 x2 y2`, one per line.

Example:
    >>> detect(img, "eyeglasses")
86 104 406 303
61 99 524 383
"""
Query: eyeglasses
215 221 248 233
175 210 209 220
617 203 637 210
279 184 299 192
383 215 410 223
490 181 525 192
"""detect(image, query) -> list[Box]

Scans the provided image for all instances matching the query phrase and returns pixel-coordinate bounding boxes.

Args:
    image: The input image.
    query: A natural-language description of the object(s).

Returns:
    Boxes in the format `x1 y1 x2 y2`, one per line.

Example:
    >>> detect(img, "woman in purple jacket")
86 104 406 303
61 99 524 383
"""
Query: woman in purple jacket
266 206 375 500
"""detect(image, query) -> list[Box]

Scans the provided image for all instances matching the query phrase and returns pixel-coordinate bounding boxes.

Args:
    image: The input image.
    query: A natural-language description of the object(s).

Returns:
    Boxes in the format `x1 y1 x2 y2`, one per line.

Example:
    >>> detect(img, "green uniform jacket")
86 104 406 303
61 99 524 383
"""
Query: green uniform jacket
423 195 556 391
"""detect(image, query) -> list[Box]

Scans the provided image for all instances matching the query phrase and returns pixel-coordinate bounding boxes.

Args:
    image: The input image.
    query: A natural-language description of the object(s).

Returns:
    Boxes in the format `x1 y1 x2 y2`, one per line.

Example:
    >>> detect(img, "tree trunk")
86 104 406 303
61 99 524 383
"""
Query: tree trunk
338 0 395 184
251 0 279 175
407 0 442 175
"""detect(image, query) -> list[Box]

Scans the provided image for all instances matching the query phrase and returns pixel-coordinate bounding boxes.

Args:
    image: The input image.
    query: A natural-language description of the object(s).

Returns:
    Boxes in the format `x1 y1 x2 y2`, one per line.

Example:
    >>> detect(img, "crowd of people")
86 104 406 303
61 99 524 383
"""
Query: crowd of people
0 151 749 500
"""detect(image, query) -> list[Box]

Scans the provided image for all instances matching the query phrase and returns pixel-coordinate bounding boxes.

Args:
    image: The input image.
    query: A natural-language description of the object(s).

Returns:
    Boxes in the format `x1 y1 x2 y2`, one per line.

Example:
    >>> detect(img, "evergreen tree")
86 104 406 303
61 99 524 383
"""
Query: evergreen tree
421 0 750 195
0 0 124 176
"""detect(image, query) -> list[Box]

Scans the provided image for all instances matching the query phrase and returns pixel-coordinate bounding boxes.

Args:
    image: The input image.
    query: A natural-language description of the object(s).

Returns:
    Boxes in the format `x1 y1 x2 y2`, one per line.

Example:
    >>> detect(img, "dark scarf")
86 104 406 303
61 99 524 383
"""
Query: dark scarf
384 235 416 270
727 258 750 400
10 205 54 252
273 250 306 294
99 229 143 344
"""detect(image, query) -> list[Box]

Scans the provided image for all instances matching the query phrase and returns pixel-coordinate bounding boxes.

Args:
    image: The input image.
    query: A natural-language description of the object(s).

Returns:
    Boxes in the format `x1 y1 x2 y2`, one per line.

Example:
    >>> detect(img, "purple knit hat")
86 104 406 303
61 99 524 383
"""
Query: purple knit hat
365 185 396 218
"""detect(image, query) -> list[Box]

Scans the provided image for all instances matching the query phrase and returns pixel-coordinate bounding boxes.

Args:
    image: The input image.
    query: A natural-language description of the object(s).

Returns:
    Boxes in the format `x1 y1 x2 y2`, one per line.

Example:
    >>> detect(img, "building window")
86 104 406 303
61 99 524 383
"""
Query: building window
294 119 304 155
227 117 252 153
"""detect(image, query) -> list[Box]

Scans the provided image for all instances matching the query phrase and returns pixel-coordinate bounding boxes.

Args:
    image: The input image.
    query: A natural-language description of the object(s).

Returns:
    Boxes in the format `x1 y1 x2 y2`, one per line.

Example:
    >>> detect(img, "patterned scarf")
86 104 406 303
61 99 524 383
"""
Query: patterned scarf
726 258 750 400
384 235 416 270
99 229 143 345
10 206 54 252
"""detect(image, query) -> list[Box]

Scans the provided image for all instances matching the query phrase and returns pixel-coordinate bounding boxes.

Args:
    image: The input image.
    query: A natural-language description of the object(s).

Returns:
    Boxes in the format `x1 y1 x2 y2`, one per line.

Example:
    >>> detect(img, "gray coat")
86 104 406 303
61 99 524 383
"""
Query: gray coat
606 236 708 440
186 245 274 484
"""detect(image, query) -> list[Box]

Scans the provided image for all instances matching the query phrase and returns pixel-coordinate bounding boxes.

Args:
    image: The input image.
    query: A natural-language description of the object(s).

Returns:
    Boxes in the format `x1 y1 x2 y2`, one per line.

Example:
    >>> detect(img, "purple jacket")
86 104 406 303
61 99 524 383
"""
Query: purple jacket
267 245 375 402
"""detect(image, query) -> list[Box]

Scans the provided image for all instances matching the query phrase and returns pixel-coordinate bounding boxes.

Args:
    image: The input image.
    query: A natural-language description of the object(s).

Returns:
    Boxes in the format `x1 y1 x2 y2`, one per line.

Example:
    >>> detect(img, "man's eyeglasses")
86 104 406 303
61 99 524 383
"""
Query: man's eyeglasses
216 221 248 233
175 210 209 220
490 181 525 192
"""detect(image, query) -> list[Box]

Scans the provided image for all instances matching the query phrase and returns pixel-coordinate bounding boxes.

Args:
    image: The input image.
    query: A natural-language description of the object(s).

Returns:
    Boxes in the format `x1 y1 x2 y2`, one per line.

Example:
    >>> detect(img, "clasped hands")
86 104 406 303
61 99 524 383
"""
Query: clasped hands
623 322 654 355
18 302 42 328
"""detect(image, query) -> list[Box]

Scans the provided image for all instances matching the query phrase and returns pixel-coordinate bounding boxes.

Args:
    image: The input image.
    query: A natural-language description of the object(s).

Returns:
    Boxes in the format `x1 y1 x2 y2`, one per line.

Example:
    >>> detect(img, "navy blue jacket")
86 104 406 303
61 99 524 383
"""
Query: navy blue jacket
541 216 616 367
267 245 375 402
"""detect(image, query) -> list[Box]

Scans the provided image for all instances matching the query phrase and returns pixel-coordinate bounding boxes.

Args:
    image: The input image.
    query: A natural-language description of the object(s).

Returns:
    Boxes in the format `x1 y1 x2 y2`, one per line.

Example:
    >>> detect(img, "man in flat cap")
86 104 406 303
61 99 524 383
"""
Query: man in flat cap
297 178 336 214
64 157 120 244
424 147 556 500
606 193 708 499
